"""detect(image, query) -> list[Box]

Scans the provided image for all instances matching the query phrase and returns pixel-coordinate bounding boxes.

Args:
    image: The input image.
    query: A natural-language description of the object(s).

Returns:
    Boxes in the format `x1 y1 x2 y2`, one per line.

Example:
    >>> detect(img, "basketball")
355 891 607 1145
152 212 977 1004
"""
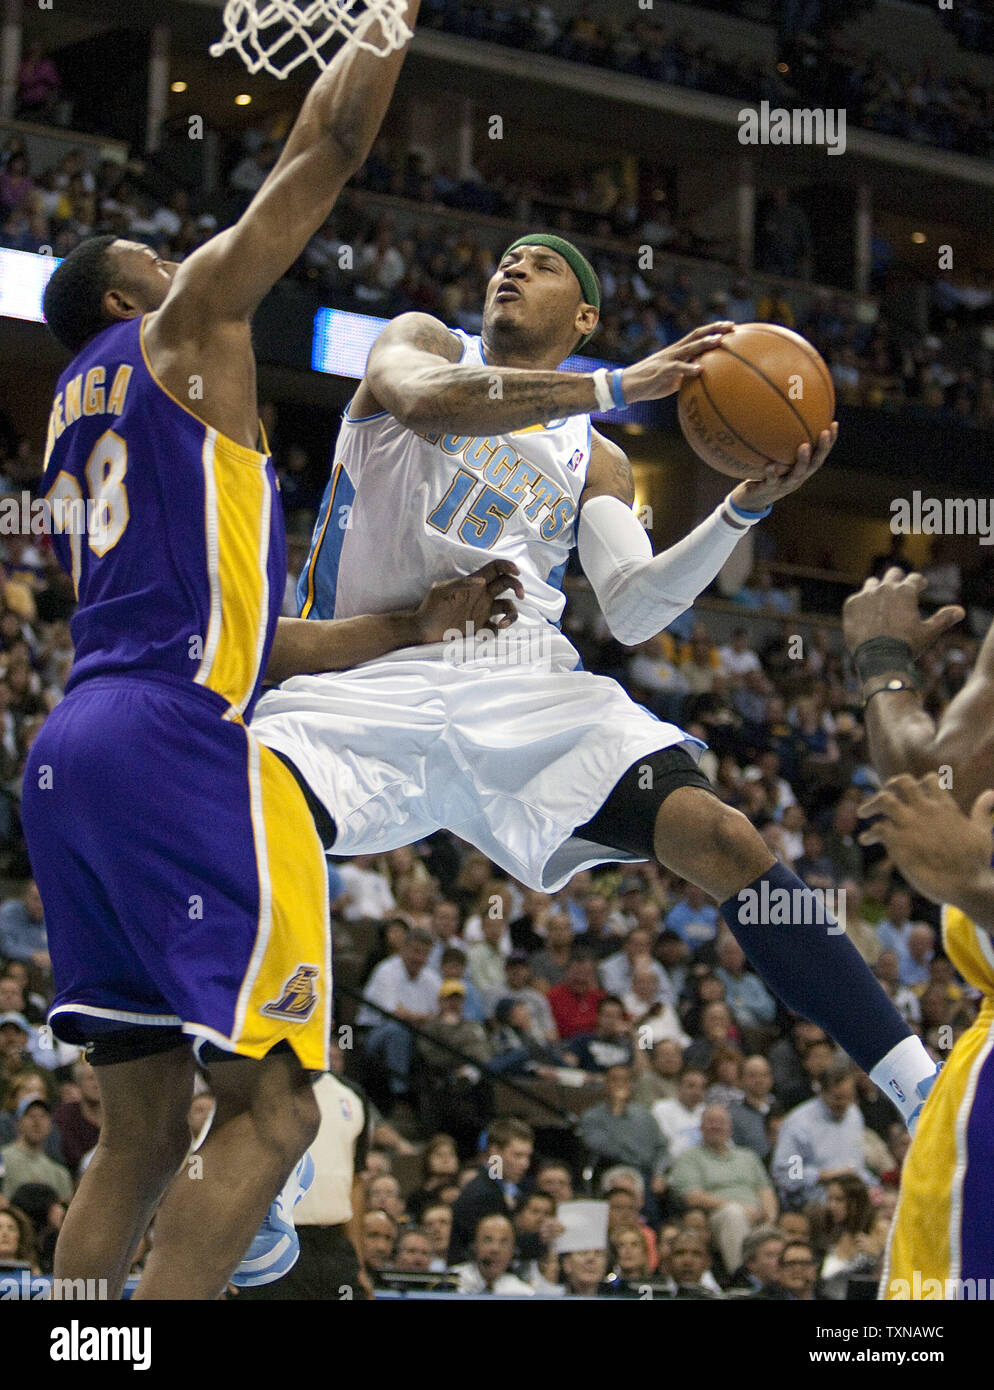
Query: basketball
678 323 835 480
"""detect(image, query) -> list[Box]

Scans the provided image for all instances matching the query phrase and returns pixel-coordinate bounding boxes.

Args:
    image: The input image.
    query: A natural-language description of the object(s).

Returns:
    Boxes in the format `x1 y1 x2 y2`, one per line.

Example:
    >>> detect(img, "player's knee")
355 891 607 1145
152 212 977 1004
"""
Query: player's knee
251 1075 320 1167
704 802 775 894
95 1118 192 1191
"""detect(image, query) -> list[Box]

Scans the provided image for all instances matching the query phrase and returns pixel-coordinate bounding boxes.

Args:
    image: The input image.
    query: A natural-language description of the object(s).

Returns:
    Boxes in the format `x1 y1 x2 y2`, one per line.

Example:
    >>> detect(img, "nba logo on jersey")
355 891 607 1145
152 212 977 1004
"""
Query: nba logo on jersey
567 449 584 473
261 965 320 1022
889 1078 906 1103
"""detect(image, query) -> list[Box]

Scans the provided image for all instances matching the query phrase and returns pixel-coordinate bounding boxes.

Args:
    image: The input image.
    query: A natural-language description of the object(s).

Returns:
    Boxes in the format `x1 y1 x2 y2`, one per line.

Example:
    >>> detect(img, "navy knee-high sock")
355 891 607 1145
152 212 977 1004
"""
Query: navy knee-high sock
720 862 908 1076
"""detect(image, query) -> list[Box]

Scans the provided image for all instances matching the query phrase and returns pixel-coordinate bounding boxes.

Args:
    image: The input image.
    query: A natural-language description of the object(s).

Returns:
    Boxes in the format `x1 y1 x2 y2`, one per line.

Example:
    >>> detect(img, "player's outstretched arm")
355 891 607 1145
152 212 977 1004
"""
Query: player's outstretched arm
842 567 994 808
858 774 994 929
360 314 734 436
159 1 421 328
264 560 523 683
576 428 834 647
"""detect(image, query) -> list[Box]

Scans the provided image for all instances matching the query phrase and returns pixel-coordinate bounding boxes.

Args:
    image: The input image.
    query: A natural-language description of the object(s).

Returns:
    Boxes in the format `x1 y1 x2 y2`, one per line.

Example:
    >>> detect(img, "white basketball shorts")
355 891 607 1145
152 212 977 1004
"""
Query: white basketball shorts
251 653 703 892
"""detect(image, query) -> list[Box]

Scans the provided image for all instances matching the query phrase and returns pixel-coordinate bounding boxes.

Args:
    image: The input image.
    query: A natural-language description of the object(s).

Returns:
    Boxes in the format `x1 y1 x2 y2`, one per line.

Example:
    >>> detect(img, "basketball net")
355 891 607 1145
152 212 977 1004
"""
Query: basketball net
210 0 413 78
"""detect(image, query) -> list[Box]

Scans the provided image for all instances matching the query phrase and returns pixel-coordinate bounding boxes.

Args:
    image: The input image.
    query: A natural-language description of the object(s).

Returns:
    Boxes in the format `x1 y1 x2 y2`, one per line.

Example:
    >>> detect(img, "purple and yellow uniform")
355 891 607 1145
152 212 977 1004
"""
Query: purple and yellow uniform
21 317 330 1069
881 906 994 1298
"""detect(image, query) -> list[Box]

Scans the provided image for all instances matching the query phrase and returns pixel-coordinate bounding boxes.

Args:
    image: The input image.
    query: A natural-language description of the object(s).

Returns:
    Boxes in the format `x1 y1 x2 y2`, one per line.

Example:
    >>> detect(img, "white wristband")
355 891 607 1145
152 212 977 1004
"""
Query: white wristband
592 369 615 413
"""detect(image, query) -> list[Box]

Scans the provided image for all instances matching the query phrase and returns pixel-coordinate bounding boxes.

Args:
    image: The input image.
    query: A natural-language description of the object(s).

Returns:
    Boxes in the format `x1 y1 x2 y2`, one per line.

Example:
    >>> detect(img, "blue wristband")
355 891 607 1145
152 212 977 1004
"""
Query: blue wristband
609 369 627 410
727 497 773 522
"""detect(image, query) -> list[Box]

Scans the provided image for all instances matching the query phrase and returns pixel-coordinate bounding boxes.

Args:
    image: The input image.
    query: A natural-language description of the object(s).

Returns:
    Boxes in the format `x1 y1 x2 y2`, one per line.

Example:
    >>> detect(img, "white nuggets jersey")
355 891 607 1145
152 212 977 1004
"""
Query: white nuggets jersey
296 330 591 668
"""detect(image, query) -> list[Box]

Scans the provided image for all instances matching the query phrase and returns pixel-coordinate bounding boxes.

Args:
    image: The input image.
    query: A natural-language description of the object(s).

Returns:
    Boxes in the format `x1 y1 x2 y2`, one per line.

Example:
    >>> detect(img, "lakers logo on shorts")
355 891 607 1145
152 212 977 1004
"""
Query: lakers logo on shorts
261 965 320 1022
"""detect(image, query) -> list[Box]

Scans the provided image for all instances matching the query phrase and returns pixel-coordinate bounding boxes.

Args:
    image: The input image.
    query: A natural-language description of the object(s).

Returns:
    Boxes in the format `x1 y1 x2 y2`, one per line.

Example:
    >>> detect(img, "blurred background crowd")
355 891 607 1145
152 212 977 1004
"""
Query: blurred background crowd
0 515 977 1297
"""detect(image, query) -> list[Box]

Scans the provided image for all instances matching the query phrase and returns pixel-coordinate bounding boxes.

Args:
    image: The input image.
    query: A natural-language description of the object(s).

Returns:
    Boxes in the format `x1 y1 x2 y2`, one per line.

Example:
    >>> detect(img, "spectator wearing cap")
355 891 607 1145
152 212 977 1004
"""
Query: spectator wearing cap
0 1096 72 1202
599 927 673 1004
0 1073 63 1163
486 951 556 1038
417 980 493 1076
0 881 48 971
453 1212 534 1295
357 928 442 1104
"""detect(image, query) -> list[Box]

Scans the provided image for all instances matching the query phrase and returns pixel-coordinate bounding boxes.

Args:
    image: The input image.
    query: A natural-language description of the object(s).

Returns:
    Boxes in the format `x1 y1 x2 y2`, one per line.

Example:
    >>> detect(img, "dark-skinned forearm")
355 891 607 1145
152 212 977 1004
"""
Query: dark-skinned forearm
863 688 940 783
303 0 421 163
399 363 600 436
266 612 420 684
866 675 994 812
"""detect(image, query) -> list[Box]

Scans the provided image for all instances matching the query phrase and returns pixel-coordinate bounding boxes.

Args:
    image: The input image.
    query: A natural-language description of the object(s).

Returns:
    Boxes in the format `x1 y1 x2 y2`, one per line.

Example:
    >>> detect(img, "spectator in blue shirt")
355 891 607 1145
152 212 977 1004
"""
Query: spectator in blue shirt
771 1063 872 1208
665 884 719 951
0 882 47 970
877 888 929 985
902 924 937 990
714 934 776 1034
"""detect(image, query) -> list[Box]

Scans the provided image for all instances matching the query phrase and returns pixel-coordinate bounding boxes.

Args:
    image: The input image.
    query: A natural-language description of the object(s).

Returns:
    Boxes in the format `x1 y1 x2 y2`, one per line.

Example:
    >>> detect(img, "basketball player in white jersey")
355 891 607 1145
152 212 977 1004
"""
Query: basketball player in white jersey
253 234 938 1126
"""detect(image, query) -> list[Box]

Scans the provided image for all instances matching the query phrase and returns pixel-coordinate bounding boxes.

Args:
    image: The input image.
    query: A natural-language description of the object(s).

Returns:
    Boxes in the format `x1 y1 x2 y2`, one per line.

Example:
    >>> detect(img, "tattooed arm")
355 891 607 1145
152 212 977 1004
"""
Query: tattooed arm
354 313 735 436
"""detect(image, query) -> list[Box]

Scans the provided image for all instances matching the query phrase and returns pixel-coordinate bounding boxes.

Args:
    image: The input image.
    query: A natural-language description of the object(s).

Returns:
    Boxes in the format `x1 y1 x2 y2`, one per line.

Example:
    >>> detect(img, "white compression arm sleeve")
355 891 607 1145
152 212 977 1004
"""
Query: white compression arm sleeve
577 494 752 647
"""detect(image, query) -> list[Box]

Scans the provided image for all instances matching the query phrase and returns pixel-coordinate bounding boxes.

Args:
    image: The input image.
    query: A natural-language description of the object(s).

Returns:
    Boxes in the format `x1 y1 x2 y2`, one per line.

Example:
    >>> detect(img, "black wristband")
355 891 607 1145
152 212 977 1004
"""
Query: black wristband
852 636 916 684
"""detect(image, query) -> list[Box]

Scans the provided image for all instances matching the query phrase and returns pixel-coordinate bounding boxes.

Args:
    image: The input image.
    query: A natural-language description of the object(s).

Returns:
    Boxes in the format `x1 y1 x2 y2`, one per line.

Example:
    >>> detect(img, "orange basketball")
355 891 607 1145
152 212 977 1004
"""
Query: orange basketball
677 323 835 480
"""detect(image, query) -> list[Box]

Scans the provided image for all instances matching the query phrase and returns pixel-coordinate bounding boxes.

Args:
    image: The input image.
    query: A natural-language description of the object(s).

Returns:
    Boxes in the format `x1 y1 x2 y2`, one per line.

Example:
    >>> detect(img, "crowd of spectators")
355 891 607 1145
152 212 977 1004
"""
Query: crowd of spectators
5 130 990 433
0 490 980 1296
422 1 994 159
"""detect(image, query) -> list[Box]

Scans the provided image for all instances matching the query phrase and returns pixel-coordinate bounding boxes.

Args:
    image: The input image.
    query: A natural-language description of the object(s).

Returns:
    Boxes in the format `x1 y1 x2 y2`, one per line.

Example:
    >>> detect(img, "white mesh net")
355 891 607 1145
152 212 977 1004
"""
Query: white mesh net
210 0 413 78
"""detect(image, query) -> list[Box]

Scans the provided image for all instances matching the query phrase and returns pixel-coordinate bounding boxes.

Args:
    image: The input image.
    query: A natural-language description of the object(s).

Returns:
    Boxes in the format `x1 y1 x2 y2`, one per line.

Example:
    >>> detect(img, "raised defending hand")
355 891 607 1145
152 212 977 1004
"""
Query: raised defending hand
413 560 524 644
842 568 965 655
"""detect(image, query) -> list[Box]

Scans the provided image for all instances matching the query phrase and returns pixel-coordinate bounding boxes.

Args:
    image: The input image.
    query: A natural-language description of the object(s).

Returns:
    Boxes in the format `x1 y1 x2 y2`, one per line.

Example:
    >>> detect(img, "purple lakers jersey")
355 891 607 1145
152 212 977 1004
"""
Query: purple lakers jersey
41 317 285 721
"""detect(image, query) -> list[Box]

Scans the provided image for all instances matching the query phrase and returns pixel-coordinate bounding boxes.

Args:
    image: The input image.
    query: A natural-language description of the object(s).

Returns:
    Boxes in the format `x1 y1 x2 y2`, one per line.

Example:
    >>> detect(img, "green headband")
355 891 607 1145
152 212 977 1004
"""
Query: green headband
500 233 601 351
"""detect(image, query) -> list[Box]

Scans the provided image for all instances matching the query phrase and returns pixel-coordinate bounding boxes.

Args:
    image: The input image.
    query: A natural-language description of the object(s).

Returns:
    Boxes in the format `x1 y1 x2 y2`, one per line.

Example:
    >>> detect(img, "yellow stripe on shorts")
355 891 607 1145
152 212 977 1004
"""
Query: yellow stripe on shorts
232 736 331 1071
